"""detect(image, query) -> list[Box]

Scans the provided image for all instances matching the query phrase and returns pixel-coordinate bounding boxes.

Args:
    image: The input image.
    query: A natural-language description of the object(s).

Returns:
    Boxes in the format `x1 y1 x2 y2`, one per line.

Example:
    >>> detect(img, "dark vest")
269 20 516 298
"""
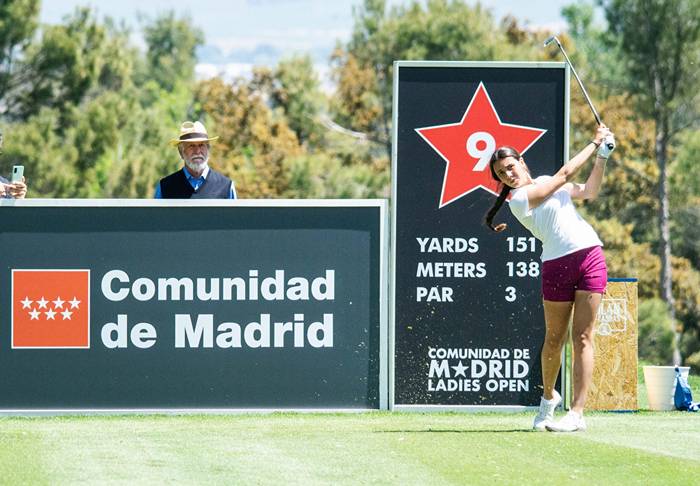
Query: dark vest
159 168 232 199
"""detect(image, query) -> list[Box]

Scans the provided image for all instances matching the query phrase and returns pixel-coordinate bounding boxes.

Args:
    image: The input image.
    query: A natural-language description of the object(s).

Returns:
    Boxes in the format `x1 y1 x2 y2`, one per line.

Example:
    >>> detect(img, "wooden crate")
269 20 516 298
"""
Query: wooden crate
585 279 638 411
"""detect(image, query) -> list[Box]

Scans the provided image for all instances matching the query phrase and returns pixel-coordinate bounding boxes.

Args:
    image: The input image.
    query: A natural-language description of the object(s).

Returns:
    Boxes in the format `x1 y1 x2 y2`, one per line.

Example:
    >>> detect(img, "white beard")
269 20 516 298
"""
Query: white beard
185 156 209 173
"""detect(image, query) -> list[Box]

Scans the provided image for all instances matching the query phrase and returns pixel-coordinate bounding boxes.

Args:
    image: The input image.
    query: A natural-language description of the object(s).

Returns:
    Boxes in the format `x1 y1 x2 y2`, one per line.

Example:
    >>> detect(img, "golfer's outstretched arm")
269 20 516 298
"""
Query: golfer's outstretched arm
569 154 607 200
525 125 610 209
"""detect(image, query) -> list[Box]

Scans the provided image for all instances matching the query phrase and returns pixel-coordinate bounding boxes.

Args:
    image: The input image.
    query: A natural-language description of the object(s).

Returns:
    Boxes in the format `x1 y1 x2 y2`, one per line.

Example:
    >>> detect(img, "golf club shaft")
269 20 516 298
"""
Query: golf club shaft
545 37 614 150
556 44 602 126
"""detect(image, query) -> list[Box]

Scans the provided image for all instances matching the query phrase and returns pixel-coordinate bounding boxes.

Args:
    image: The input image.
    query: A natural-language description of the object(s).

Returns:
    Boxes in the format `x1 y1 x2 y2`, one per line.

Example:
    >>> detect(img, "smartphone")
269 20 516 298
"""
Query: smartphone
11 165 24 183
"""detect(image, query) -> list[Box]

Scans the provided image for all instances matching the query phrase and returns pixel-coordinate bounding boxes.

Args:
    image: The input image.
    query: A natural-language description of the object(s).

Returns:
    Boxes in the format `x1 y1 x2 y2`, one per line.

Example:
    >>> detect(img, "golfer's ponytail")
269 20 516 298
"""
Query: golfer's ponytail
484 146 521 233
484 184 511 232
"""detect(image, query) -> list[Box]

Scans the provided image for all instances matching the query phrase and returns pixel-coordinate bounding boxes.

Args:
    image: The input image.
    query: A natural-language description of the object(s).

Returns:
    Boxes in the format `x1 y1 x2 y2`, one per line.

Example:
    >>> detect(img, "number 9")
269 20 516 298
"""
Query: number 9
466 131 496 172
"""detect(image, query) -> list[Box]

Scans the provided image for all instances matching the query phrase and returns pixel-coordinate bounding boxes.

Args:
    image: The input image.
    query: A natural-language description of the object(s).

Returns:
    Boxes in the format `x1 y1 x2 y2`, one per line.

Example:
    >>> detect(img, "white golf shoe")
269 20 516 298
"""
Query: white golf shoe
532 390 561 431
546 410 587 432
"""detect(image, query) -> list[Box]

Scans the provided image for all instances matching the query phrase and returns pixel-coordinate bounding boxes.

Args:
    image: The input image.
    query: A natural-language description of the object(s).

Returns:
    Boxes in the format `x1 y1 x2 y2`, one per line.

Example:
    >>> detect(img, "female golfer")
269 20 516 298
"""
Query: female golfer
485 125 614 432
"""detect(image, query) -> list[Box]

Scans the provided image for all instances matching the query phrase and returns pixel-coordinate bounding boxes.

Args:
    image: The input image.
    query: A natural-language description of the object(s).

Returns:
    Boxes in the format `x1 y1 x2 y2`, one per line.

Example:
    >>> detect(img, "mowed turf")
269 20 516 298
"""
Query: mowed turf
1 410 699 485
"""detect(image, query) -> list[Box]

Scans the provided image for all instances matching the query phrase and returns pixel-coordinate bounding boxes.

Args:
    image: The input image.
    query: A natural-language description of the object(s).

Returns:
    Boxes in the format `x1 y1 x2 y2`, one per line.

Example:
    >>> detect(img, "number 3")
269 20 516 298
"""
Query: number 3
505 286 517 302
466 131 496 171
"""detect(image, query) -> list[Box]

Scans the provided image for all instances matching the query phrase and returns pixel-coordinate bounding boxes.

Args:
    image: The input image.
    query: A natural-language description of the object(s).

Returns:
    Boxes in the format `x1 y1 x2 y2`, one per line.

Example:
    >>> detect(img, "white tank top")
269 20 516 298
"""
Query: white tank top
508 176 603 262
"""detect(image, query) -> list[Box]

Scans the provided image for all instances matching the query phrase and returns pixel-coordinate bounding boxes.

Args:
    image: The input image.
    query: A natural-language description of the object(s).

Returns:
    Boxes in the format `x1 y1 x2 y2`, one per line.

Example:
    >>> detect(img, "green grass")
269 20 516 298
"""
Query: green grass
1 371 698 485
1 410 699 485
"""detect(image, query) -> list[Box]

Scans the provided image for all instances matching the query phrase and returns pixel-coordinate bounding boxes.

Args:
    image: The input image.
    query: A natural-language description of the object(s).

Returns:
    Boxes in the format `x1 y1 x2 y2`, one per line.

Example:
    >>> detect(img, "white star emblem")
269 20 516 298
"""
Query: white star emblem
451 361 469 378
61 309 73 320
20 297 33 309
37 297 49 309
29 309 41 320
53 297 65 309
45 309 57 320
69 297 81 309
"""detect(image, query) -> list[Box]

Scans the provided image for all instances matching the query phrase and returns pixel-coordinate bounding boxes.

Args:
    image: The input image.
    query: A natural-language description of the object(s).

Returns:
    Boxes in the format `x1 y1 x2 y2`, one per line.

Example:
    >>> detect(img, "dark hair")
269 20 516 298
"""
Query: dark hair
484 146 522 232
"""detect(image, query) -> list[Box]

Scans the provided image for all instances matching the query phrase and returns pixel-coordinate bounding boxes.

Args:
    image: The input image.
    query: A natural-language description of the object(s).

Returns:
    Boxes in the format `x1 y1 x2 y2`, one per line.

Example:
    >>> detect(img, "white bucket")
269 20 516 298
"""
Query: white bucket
643 365 690 411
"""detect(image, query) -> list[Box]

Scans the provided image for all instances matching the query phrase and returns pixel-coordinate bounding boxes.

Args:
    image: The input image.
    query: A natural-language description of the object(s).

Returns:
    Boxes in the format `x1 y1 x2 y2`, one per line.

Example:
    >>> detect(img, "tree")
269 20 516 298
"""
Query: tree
9 8 135 121
669 130 700 268
561 1 627 93
141 11 204 91
193 77 302 198
0 7 195 198
1 107 80 196
0 0 40 115
572 92 659 242
601 0 700 364
332 0 545 154
252 55 326 148
270 56 326 148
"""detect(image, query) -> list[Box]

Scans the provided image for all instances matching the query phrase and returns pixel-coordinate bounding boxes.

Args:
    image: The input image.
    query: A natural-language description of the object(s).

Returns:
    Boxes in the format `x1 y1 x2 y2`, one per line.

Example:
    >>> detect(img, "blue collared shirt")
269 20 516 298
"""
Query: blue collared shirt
154 167 237 199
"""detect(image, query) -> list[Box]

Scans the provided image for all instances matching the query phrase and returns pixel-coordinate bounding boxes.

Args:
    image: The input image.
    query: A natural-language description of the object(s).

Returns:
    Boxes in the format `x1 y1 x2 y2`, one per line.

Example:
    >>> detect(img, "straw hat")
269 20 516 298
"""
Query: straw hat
169 121 219 146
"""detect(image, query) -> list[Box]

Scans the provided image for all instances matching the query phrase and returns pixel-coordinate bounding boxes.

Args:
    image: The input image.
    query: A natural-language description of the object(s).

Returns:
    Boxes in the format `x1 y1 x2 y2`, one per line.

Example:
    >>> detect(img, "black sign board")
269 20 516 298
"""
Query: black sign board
0 200 387 411
391 62 568 408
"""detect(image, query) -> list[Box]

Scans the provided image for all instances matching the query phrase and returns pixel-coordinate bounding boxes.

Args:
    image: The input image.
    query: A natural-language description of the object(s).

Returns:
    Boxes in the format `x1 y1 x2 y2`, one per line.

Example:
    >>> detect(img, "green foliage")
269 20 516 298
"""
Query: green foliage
0 107 78 196
0 0 697 365
601 0 700 123
582 0 700 361
2 8 135 123
573 93 659 242
140 11 204 91
670 130 700 206
561 1 627 94
269 55 326 147
0 0 39 56
670 255 700 334
0 7 195 198
671 206 700 268
14 8 111 119
586 216 660 297
284 150 389 199
686 350 700 373
586 213 700 344
670 130 700 267
638 298 675 365
332 0 545 148
0 0 40 110
682 327 700 371
193 77 301 198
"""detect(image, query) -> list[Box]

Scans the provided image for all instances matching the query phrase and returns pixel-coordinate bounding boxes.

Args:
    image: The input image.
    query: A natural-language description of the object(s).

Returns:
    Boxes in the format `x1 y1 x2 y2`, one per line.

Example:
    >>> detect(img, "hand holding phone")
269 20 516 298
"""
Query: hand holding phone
5 165 27 199
11 165 24 183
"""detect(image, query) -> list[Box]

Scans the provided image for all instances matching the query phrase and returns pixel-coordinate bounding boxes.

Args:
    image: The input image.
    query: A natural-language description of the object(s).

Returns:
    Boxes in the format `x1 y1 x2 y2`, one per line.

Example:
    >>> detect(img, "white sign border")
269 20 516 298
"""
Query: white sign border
390 61 570 412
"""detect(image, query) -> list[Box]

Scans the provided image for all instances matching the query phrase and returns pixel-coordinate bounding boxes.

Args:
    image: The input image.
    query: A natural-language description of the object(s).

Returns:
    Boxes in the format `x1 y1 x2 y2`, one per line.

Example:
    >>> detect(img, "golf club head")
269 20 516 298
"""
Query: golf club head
543 36 559 47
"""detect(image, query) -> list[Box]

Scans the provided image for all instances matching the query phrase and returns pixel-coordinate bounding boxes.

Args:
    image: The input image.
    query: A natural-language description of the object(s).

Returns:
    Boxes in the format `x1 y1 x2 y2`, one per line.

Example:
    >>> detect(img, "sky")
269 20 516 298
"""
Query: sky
40 0 574 80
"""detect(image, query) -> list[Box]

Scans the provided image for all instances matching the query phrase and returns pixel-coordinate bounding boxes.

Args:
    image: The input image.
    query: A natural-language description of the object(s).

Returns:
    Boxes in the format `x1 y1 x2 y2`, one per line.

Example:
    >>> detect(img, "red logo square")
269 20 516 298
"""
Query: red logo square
12 270 90 348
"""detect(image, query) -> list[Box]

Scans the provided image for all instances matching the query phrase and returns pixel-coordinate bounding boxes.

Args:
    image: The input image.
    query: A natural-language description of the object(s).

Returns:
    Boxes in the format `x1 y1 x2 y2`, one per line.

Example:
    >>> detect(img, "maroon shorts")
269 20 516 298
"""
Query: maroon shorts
541 246 607 302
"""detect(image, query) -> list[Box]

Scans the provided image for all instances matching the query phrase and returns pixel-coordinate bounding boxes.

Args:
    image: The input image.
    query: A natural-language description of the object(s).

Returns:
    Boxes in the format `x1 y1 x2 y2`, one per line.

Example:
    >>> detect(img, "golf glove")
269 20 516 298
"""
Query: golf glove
597 135 616 159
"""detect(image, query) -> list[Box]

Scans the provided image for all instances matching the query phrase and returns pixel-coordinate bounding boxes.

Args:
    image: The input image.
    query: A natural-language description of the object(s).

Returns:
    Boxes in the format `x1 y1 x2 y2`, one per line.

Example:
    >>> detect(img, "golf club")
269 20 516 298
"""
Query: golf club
544 35 614 150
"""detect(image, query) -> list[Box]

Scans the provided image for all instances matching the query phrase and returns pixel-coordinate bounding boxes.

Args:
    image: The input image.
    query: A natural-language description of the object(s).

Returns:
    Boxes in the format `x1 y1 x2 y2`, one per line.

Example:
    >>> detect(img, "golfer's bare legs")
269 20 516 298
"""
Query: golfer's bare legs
570 290 602 413
541 300 574 400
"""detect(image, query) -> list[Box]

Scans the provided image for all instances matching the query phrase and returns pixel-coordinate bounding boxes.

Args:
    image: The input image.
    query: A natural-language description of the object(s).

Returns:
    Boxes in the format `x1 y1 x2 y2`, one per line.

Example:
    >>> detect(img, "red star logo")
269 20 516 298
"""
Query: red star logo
416 82 547 208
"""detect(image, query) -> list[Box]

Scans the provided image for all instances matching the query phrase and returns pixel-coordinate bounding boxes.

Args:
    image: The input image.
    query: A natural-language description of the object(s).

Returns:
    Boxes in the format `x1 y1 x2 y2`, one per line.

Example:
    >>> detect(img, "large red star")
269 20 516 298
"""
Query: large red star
415 82 547 208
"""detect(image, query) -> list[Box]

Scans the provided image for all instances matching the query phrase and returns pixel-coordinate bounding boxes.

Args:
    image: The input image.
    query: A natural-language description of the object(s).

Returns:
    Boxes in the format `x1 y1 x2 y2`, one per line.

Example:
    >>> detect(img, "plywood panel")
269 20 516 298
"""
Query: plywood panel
585 281 638 410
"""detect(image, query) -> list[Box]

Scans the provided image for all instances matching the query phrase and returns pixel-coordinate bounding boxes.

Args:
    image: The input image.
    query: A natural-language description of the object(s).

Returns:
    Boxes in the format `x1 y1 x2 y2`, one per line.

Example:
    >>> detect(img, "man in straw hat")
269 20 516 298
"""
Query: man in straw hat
155 121 237 199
